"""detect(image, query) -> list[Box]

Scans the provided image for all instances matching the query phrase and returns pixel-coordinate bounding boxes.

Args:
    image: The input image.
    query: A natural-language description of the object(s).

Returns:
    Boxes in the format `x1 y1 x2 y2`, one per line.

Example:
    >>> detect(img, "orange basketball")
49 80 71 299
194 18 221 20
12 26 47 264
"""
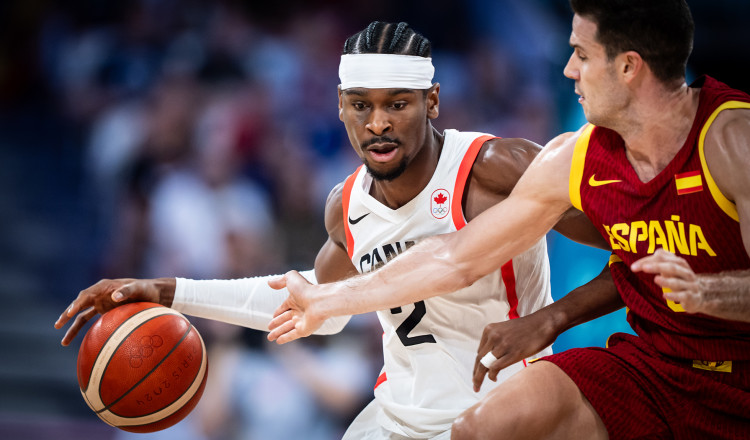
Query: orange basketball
77 302 208 433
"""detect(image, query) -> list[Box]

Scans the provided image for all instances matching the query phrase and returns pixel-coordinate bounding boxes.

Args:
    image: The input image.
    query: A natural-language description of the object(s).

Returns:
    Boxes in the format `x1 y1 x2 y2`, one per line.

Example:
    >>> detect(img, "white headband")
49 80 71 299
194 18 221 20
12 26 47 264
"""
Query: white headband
339 54 434 90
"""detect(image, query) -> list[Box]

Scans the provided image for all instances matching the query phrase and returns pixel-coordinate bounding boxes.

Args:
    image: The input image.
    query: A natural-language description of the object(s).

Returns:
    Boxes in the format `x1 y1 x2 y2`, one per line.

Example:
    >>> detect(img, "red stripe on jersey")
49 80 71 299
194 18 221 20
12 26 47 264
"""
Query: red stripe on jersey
451 135 497 229
449 135 521 320
676 170 701 178
677 186 703 195
342 166 363 258
501 260 520 319
374 371 387 390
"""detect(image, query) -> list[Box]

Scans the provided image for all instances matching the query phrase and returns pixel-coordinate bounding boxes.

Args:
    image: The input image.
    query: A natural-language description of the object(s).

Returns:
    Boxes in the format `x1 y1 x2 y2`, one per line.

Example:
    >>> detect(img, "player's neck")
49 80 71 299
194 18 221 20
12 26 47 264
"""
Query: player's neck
370 127 443 209
620 81 699 182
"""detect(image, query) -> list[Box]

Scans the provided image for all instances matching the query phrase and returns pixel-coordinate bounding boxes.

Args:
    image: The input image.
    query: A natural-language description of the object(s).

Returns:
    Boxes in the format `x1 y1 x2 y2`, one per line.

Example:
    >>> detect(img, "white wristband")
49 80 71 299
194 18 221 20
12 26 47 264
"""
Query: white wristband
172 270 350 335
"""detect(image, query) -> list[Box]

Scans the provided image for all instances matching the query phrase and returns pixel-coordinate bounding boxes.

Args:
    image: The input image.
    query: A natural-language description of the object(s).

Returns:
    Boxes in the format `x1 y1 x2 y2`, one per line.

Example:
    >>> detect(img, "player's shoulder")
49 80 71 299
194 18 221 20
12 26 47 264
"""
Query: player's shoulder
324 180 346 221
470 129 584 193
704 106 750 159
470 137 541 191
532 125 591 170
321 180 347 242
545 125 588 151
707 106 750 138
703 107 750 200
326 180 346 206
479 137 543 162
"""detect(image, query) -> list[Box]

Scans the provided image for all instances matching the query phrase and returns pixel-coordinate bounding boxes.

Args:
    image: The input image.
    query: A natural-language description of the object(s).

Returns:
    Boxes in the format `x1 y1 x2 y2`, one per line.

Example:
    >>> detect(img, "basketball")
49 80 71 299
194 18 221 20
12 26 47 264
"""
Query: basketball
76 302 208 433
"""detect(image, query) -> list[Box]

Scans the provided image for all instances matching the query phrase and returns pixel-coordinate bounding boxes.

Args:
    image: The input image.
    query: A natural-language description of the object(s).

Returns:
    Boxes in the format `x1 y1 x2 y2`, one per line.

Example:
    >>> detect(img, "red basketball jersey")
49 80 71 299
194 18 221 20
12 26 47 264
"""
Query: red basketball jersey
569 76 750 361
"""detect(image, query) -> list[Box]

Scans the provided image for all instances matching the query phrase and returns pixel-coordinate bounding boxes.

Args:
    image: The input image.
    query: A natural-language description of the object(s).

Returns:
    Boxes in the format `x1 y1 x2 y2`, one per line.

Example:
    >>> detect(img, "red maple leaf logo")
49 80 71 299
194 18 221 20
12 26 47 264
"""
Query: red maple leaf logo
434 192 447 205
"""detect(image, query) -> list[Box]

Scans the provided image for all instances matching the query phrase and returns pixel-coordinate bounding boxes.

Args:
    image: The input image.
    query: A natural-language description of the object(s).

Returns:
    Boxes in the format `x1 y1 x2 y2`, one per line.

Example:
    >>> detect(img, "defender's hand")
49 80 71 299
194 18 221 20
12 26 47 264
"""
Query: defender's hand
267 271 326 344
632 248 703 313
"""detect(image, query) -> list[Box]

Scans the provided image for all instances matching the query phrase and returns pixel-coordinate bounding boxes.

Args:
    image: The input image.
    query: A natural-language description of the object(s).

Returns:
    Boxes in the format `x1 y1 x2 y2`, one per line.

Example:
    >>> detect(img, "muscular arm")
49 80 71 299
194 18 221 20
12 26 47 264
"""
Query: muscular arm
465 137 607 248
55 182 359 345
324 137 575 310
268 130 588 342
633 108 750 322
166 182 361 328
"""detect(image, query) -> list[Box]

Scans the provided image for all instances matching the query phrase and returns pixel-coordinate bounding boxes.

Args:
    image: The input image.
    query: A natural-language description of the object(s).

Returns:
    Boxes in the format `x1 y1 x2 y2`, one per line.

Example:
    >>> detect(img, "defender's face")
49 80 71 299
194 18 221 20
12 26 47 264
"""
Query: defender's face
564 14 626 126
338 87 435 181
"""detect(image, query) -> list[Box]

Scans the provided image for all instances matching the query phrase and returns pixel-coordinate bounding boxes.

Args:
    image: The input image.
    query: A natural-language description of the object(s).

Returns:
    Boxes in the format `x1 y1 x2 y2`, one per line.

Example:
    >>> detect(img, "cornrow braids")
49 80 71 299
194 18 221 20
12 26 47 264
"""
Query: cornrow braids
343 21 431 58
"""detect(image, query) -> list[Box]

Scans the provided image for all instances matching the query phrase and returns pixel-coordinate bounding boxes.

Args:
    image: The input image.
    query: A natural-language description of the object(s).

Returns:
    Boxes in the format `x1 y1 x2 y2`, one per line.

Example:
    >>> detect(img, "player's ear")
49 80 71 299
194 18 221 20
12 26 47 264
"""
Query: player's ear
426 83 439 119
338 86 344 121
619 51 643 84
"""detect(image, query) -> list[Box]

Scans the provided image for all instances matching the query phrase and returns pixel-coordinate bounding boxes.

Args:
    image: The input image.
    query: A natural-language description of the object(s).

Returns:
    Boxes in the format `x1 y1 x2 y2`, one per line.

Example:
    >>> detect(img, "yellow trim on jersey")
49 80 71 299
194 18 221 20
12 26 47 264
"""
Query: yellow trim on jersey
605 253 627 316
569 124 595 211
608 254 623 267
692 360 732 373
697 101 750 222
662 286 686 312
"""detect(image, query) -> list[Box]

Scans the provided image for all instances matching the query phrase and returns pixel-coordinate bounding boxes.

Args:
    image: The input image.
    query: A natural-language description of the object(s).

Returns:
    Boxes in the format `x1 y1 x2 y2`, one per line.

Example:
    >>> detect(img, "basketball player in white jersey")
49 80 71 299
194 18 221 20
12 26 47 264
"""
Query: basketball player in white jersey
56 22 616 439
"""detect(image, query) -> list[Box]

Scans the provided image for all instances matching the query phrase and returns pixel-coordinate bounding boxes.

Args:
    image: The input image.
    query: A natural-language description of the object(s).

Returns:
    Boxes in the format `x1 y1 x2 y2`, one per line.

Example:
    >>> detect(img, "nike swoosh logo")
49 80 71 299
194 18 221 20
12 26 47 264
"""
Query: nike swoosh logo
348 212 370 225
588 174 622 187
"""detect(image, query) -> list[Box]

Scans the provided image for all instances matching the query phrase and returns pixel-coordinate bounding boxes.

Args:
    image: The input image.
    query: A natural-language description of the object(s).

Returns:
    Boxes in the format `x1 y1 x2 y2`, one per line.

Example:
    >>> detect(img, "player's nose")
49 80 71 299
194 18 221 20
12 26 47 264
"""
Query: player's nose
366 107 392 135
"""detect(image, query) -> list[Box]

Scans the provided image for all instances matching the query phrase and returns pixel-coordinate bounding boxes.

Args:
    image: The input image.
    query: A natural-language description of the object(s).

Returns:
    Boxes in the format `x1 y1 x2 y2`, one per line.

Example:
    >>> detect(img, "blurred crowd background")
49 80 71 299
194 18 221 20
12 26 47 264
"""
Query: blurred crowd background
1 0 748 439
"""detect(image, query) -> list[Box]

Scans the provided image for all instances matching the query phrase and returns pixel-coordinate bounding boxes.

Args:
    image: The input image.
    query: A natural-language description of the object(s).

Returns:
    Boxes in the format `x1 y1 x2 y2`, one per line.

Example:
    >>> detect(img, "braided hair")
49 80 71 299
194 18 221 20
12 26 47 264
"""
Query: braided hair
343 21 431 58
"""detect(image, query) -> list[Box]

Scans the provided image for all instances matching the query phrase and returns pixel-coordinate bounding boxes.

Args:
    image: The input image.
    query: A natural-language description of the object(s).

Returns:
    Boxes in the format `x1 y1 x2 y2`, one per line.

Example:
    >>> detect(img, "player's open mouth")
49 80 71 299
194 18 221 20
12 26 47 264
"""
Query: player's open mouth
367 144 399 163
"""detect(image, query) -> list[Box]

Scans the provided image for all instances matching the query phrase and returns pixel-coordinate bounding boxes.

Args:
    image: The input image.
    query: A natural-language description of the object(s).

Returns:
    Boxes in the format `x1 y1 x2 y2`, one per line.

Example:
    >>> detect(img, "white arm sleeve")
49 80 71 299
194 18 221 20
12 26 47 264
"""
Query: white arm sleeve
172 270 351 335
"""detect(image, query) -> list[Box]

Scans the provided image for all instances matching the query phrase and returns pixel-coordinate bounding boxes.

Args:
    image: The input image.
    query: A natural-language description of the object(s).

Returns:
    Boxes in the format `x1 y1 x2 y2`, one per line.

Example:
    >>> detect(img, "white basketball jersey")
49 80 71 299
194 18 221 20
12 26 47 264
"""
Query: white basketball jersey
341 129 553 438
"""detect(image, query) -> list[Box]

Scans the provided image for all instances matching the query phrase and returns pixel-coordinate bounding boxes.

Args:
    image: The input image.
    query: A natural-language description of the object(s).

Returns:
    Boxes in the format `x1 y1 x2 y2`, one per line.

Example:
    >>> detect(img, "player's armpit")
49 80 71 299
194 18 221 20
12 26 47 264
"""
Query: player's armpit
552 207 609 250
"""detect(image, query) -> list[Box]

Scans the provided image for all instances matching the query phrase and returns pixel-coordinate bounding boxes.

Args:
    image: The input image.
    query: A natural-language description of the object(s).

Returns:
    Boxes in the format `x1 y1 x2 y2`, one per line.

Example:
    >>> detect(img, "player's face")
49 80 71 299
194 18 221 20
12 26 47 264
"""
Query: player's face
338 86 438 181
564 14 628 127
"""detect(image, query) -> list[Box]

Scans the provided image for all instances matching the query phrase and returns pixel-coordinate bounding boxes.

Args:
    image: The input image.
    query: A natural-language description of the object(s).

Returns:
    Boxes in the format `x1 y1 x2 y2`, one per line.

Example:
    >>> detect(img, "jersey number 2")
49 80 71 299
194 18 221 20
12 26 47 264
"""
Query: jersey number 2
391 301 436 346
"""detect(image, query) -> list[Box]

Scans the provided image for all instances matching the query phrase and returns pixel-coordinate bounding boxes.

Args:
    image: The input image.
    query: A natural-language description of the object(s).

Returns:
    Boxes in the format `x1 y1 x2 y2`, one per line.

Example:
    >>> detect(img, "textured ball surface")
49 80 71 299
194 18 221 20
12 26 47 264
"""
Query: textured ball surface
77 302 208 433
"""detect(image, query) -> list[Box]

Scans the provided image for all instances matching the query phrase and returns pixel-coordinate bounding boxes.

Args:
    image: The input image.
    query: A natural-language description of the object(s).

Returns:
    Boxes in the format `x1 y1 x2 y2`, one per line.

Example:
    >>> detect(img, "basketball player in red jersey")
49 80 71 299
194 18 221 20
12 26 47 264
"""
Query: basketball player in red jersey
267 1 750 438
56 21 618 439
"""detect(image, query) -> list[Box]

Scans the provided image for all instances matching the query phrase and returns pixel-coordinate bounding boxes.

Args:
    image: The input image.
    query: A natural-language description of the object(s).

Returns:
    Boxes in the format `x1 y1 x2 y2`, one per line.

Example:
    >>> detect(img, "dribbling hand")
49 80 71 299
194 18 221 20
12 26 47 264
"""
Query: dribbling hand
54 278 172 346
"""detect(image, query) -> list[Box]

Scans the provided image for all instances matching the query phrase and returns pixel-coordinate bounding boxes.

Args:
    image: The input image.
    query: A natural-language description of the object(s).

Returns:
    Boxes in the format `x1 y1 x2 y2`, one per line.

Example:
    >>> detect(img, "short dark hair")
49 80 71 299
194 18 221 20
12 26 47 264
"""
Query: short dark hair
570 0 694 84
343 21 431 58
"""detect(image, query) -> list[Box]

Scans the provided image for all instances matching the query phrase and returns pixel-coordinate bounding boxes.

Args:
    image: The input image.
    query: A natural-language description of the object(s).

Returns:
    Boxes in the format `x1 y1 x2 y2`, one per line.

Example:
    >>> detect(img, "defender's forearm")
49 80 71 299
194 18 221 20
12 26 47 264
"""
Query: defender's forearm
698 270 750 323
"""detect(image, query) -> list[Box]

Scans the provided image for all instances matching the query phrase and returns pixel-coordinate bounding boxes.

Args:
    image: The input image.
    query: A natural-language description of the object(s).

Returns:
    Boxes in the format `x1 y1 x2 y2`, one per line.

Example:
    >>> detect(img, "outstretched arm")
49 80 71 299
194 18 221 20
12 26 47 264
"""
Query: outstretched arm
472 262 623 391
55 181 359 345
268 130 583 343
462 137 607 250
53 269 352 346
632 108 750 323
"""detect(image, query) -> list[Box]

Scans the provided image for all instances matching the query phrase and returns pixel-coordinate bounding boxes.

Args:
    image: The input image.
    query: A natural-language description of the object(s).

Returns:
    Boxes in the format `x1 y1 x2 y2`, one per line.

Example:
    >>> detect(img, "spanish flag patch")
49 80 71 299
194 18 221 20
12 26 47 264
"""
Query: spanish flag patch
675 171 703 195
